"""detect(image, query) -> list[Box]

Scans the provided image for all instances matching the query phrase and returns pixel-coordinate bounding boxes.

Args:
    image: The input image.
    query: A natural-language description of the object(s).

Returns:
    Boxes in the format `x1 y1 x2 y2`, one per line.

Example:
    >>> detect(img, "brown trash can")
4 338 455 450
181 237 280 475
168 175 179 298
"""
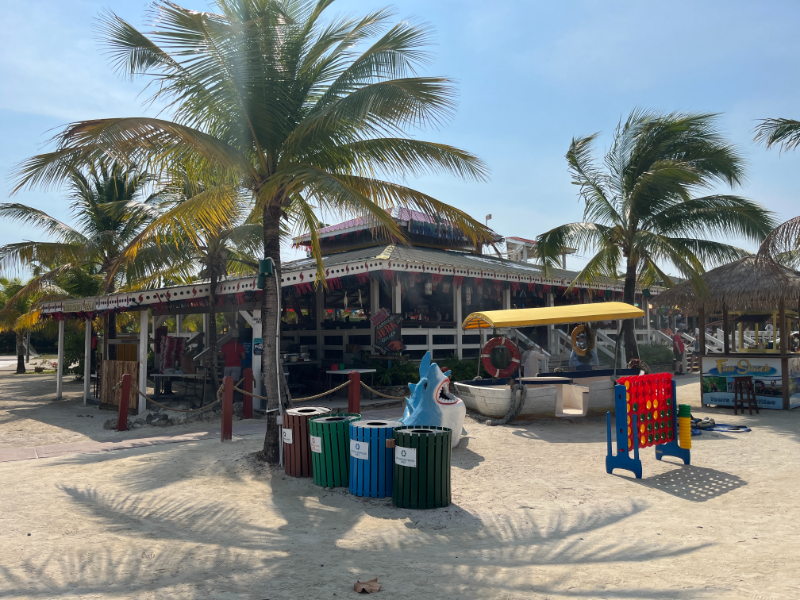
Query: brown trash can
283 406 331 477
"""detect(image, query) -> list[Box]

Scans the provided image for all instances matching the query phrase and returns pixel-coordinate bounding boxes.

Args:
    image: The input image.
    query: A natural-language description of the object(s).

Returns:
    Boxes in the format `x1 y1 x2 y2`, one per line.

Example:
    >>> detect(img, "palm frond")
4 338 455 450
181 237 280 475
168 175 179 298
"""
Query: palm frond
754 118 800 152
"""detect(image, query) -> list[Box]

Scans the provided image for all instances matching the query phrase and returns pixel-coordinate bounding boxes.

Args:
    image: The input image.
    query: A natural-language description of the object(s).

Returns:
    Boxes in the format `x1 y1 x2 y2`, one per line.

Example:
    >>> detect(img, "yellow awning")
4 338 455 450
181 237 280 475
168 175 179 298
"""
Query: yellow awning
462 302 645 329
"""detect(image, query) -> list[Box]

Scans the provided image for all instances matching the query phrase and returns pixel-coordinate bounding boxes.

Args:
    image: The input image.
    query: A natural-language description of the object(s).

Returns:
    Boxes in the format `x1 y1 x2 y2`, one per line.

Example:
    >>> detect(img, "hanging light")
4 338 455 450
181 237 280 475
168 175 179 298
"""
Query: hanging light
465 287 472 305
343 292 348 309
424 281 433 295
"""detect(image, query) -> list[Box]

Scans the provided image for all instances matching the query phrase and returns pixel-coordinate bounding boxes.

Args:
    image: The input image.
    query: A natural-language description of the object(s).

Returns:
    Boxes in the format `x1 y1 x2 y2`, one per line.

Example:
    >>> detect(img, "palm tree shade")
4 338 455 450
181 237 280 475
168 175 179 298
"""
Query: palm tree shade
536 110 774 361
11 0 492 462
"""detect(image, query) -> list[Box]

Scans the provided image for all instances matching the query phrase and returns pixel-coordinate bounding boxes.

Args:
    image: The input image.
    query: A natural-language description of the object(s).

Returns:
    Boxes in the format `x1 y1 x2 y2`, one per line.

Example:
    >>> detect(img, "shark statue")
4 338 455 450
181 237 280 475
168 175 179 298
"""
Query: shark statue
399 351 466 448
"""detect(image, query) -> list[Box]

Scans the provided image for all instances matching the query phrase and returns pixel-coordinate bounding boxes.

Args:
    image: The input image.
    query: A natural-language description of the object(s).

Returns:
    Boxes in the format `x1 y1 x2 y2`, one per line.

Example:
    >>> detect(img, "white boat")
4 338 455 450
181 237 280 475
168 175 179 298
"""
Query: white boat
454 372 626 419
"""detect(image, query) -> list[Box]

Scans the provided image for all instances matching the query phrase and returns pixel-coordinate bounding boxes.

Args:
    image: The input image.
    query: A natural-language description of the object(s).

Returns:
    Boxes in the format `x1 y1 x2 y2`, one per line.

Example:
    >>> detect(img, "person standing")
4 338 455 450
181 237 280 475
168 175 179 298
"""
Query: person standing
221 336 246 381
522 346 546 377
672 332 685 375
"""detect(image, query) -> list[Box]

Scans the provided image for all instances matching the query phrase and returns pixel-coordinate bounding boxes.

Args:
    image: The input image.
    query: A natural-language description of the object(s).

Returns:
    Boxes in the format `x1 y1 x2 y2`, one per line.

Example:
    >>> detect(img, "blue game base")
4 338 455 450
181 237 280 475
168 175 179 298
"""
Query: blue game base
605 379 690 479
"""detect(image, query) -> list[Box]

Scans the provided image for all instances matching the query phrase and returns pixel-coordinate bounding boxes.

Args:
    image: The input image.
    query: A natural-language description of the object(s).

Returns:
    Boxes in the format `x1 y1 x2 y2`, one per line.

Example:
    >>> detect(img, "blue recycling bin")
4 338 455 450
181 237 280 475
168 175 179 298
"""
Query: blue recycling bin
349 419 402 498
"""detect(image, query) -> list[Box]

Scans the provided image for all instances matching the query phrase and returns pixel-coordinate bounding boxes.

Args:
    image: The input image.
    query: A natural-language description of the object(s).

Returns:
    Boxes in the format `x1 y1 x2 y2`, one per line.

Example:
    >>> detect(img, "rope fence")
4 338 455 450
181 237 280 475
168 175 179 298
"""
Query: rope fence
359 381 406 400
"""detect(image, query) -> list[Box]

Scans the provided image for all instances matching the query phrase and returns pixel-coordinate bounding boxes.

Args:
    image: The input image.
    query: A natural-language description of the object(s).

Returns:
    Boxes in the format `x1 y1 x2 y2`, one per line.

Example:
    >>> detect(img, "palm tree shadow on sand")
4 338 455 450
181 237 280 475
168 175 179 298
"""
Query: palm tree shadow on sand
0 451 714 599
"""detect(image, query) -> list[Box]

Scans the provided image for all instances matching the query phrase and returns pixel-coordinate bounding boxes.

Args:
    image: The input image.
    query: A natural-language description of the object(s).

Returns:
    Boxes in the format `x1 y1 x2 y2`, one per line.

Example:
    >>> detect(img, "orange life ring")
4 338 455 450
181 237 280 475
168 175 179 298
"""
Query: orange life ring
480 336 521 379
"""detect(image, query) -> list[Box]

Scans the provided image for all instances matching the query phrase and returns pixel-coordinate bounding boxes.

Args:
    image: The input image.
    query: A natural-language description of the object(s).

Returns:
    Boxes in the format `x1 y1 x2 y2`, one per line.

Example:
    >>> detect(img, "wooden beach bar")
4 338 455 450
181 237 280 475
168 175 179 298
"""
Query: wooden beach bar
658 257 800 410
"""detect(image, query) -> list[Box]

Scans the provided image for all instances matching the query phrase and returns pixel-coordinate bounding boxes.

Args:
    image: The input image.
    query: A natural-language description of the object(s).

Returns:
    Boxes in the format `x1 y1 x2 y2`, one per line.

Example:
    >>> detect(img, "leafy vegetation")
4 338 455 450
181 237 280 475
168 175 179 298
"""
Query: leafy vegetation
637 343 674 366
537 109 774 361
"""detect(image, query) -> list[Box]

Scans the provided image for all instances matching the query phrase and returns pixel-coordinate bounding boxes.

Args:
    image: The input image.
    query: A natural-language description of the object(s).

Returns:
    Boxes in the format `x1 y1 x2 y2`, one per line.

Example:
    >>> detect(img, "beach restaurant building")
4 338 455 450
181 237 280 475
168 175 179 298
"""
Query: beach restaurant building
38 208 661 412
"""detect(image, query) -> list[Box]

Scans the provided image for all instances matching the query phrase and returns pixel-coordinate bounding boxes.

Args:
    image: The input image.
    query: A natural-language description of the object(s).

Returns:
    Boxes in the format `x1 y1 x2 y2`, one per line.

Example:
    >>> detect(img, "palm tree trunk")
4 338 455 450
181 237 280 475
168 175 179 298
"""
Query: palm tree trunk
622 257 640 362
208 272 221 396
261 203 292 464
15 332 25 374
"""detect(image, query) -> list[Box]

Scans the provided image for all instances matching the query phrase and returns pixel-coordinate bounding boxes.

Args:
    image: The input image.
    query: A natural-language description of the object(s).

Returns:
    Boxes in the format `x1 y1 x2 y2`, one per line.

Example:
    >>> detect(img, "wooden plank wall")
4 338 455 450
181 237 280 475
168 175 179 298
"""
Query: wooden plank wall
100 360 140 411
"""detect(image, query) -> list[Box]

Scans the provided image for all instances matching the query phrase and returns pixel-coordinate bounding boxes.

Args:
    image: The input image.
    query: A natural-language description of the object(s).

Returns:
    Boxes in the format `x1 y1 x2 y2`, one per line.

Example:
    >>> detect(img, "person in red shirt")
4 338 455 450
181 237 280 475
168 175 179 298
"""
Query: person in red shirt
221 338 245 381
673 333 685 375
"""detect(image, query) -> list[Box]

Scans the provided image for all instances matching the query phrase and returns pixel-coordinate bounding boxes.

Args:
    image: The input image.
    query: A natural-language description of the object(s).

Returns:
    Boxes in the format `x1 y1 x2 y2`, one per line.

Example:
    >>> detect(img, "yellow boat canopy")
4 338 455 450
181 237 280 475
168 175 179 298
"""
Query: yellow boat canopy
462 302 645 330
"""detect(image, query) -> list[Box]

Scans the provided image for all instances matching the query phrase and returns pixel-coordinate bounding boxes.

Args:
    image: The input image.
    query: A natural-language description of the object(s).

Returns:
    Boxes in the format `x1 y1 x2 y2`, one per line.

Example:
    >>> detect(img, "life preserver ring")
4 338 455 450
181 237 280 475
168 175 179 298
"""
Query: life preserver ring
570 324 595 357
481 336 521 378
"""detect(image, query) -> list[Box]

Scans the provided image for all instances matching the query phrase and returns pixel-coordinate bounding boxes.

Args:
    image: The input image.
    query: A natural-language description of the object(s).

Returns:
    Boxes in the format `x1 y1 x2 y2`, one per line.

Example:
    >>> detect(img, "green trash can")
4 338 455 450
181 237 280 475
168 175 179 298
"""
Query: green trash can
309 413 361 487
392 426 452 509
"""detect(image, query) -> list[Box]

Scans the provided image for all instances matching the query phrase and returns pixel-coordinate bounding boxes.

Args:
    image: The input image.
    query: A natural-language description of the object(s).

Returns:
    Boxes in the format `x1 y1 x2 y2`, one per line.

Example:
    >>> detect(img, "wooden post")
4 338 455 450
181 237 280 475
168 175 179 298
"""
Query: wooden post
117 373 131 431
221 376 233 441
780 299 789 409
56 319 65 399
698 305 706 356
243 367 254 419
722 304 730 355
348 370 361 414
83 319 92 405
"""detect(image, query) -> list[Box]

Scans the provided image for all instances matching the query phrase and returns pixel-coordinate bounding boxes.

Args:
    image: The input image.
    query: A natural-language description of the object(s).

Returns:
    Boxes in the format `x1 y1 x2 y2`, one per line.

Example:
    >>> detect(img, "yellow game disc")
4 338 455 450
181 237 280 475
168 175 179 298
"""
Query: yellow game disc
641 435 646 445
647 400 652 410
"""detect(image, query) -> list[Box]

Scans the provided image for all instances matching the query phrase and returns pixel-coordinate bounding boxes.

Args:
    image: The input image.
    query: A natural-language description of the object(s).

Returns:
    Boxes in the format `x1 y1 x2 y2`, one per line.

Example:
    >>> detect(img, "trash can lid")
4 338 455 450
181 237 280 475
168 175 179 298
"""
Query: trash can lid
352 420 403 429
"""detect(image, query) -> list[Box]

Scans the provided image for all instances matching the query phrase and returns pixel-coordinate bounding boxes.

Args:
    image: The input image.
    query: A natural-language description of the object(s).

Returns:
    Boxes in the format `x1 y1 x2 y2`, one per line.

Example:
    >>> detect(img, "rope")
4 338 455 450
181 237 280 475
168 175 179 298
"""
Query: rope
131 385 221 414
229 379 352 402
293 380 351 402
467 382 527 426
360 381 406 400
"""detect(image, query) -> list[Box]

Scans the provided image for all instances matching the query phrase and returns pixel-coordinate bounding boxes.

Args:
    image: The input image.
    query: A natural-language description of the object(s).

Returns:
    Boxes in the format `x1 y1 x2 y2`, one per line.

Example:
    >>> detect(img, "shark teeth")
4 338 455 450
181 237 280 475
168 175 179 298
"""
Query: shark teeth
436 379 458 404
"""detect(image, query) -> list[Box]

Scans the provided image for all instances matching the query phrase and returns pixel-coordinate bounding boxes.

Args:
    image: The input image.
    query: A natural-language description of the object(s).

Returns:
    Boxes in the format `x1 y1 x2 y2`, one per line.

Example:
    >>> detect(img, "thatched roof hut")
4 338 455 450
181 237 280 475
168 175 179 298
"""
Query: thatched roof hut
656 256 800 312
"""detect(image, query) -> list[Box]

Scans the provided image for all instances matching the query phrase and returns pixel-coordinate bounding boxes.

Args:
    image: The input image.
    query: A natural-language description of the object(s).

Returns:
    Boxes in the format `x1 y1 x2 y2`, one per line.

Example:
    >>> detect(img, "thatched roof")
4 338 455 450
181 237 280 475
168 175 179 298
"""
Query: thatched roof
656 256 800 312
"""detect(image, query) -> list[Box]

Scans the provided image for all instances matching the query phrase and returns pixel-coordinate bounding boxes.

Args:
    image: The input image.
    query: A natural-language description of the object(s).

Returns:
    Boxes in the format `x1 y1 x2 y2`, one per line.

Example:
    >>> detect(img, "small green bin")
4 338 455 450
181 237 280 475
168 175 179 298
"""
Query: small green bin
392 426 451 509
309 413 361 487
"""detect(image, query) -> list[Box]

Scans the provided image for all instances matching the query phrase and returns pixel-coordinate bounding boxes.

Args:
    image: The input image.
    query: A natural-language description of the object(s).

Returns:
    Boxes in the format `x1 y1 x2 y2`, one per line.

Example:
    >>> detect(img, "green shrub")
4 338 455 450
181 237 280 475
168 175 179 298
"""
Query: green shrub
638 343 673 365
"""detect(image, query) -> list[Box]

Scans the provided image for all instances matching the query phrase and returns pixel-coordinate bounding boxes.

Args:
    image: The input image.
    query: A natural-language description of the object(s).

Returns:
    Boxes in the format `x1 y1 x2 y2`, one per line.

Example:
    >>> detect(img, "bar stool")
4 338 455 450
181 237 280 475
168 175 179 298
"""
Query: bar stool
733 376 759 415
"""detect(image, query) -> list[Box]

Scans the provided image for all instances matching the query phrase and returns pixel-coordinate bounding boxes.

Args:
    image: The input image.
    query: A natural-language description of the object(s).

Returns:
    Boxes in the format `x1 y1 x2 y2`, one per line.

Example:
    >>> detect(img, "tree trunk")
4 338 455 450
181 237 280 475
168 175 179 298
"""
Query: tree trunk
208 272 221 396
622 256 640 362
15 332 25 374
261 203 293 464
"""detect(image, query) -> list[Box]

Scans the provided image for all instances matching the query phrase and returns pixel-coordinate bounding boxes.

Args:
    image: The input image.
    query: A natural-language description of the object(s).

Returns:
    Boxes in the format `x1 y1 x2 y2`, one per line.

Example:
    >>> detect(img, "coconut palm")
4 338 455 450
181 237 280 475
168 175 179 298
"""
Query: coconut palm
12 0 492 462
536 110 774 361
754 119 800 269
0 279 36 373
0 160 157 357
754 118 800 152
117 181 263 392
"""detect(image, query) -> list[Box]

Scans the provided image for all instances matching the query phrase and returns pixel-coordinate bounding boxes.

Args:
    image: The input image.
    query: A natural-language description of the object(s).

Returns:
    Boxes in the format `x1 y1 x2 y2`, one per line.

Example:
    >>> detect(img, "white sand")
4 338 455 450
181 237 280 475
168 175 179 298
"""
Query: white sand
1 369 799 599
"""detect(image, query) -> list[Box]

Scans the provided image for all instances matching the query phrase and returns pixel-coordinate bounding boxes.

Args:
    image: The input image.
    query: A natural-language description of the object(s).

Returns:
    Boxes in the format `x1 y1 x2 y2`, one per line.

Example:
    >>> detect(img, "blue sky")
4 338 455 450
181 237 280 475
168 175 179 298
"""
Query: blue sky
2 0 799 272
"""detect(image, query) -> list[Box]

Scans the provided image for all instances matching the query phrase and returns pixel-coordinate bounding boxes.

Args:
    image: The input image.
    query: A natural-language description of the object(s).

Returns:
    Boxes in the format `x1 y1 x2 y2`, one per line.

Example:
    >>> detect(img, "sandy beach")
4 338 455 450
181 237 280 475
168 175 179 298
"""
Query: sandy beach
1 366 799 599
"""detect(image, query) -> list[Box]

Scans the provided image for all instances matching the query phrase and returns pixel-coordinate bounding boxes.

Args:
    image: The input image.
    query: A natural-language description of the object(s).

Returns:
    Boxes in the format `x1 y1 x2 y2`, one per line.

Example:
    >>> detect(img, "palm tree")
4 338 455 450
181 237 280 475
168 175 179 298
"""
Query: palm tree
754 119 800 269
0 160 156 357
117 182 263 392
12 0 492 463
536 110 774 361
754 118 800 152
0 278 38 373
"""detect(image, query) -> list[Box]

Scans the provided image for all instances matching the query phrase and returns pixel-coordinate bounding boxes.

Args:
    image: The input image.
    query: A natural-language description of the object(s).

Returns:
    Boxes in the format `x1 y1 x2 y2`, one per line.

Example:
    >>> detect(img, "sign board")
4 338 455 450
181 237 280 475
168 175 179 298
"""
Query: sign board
701 356 800 409
374 314 404 353
350 439 369 460
395 447 417 468
310 435 322 454
282 428 293 444
370 308 390 328
253 338 263 355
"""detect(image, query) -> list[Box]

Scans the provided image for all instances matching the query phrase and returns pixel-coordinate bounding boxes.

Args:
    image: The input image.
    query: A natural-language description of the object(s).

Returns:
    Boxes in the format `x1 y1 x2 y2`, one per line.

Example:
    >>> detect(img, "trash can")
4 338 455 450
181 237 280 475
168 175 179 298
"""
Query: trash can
349 419 403 498
309 413 361 487
283 406 331 478
392 426 452 509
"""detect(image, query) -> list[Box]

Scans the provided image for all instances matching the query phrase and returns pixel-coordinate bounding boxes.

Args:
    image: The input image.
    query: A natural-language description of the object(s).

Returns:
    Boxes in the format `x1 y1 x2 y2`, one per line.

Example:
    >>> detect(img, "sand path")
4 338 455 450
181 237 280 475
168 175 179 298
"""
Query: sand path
1 368 798 598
